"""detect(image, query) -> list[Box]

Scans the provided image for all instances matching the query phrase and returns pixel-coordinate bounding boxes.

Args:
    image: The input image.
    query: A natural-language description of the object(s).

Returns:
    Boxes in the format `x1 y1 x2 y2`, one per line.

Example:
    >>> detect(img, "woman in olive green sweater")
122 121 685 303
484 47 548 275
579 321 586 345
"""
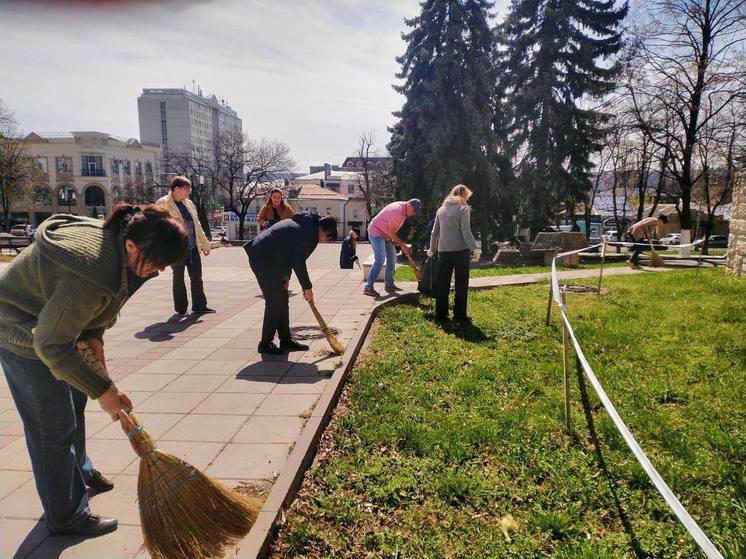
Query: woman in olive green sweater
0 205 187 538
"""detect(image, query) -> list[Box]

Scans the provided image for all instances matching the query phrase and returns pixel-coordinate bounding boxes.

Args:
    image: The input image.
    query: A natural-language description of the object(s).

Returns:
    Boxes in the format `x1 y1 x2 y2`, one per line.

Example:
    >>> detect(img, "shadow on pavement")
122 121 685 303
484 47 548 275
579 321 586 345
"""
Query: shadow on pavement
12 520 89 559
134 314 202 341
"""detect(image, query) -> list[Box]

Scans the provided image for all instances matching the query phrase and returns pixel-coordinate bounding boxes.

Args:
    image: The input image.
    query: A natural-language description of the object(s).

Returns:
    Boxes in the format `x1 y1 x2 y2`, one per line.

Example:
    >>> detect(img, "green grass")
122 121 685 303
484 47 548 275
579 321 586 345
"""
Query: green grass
394 261 627 281
271 269 746 558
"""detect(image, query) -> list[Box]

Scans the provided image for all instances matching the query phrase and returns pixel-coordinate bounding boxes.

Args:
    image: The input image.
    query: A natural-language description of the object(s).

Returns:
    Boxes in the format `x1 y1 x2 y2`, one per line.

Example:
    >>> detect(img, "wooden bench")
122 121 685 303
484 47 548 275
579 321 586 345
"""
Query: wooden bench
0 233 31 255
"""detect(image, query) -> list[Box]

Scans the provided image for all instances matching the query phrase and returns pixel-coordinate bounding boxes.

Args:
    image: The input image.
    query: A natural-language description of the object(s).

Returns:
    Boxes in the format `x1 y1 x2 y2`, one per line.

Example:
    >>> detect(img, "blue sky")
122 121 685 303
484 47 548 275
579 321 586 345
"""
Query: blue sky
1 0 511 172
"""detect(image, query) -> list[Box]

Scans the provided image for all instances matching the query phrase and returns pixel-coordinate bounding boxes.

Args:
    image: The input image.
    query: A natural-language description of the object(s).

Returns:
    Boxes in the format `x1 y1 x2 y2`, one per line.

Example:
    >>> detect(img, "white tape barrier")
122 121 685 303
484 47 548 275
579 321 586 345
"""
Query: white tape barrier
550 253 724 559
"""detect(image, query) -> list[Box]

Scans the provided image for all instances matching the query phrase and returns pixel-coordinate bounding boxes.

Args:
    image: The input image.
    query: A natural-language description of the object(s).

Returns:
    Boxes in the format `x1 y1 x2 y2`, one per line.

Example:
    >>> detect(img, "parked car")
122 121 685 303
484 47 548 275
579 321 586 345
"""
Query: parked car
659 233 681 246
10 224 27 237
695 234 728 250
602 230 619 242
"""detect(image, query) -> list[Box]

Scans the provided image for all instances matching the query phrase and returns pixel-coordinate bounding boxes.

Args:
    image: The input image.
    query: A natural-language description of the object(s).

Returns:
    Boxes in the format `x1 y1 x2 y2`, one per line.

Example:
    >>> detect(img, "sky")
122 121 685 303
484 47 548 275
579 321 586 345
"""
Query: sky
1 0 511 173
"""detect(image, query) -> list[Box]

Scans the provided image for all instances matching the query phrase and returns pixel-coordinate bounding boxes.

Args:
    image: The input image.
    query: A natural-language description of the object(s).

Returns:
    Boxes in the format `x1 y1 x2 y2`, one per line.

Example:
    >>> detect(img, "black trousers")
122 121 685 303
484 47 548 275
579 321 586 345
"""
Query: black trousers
172 247 208 313
251 263 291 345
436 249 470 320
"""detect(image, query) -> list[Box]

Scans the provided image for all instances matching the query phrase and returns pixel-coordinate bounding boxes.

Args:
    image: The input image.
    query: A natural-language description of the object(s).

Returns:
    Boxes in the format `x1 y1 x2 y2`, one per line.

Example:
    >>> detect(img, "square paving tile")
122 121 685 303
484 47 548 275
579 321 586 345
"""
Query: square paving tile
0 469 32 500
160 346 218 360
192 393 265 416
135 392 209 414
236 360 293 377
0 479 41 519
216 377 282 394
206 443 291 480
161 414 247 443
0 437 31 470
254 394 318 417
136 360 199 375
85 438 138 476
116 374 179 392
93 412 185 441
90 475 140 525
181 360 247 376
161 375 226 393
0 518 47 559
232 416 305 444
272 376 329 394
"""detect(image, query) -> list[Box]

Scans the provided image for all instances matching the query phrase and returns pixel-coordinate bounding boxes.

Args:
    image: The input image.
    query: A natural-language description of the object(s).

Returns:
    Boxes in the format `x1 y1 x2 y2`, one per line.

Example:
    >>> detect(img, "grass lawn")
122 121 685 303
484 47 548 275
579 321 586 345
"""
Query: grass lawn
271 269 745 558
394 261 627 282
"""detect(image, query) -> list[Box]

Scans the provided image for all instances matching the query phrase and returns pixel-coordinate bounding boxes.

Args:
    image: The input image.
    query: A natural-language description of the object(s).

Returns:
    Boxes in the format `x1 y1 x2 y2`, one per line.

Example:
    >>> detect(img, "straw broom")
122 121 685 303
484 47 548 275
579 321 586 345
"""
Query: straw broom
77 340 260 559
648 239 663 267
307 301 345 354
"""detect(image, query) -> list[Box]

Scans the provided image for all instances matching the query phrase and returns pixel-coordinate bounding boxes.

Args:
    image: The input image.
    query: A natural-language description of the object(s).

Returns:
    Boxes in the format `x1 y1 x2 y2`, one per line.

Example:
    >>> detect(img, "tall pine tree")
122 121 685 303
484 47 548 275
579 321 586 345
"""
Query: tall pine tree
388 0 499 251
497 0 627 233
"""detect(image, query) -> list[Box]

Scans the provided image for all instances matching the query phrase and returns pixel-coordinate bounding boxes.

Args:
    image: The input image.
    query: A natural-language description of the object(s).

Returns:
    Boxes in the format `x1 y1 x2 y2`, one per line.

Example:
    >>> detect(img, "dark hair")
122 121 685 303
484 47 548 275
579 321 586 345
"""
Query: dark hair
104 204 188 268
319 215 337 240
658 214 669 224
264 187 290 210
170 176 191 191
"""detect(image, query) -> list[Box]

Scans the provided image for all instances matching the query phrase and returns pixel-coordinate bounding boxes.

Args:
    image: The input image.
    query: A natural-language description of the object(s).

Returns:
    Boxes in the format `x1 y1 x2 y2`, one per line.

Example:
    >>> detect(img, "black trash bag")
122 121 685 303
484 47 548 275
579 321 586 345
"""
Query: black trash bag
418 254 439 296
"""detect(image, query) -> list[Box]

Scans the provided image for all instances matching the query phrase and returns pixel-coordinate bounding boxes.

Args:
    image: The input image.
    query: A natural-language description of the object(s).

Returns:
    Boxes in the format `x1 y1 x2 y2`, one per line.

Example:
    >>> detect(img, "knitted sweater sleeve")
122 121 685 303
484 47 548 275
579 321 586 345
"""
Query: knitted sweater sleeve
460 206 478 251
33 276 113 398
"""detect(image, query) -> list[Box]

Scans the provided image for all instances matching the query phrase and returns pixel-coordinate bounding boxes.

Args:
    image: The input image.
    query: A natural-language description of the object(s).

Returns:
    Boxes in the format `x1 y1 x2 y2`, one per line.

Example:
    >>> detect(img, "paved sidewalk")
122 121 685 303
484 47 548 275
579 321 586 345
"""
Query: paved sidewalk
0 246 673 559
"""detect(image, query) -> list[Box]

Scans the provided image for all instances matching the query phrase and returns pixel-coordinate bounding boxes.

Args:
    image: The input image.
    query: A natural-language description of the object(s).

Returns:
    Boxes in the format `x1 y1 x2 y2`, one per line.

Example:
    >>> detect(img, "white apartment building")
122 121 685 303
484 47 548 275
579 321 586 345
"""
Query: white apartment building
294 169 369 238
137 88 242 155
10 131 162 226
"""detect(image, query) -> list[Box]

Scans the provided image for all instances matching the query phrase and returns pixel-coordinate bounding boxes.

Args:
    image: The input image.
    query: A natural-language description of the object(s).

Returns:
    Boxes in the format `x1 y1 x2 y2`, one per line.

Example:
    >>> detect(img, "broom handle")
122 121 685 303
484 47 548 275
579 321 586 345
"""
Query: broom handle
404 251 422 281
308 300 330 333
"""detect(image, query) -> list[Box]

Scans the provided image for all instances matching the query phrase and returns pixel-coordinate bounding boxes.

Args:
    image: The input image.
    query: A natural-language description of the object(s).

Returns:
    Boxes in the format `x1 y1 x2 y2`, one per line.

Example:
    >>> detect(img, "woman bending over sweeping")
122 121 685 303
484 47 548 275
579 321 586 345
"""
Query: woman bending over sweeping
0 205 187 539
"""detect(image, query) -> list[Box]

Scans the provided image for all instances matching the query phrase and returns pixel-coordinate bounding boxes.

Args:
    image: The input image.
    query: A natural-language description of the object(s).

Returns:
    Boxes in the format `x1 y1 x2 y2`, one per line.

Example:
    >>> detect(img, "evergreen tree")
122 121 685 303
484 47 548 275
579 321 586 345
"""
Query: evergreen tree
497 0 627 233
388 0 499 251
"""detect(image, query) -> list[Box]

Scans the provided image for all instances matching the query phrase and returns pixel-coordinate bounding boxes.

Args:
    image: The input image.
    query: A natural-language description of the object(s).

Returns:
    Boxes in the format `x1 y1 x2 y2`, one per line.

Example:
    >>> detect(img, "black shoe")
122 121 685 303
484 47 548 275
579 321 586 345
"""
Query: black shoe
175 309 188 317
86 469 114 494
56 514 118 537
434 315 450 323
280 339 310 352
258 341 284 355
453 316 472 325
192 307 216 315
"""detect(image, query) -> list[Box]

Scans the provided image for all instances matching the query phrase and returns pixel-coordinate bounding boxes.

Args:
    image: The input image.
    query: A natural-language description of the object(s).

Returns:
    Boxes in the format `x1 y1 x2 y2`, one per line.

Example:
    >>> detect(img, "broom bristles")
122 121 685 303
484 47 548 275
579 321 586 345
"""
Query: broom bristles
137 450 260 559
650 250 663 267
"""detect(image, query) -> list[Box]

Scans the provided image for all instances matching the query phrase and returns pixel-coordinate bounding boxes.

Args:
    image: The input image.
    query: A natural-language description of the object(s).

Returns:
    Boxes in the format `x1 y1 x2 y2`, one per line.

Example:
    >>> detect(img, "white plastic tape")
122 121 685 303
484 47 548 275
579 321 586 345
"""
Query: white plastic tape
549 248 724 558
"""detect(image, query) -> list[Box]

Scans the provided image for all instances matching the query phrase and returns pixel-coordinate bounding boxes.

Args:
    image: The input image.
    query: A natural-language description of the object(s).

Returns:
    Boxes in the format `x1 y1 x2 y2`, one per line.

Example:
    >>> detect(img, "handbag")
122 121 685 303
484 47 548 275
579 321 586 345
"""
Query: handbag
418 253 439 296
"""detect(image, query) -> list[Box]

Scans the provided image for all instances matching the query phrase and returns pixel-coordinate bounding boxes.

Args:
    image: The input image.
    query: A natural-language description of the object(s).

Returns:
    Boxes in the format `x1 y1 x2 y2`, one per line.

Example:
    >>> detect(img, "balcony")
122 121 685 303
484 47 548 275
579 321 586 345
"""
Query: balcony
81 168 106 177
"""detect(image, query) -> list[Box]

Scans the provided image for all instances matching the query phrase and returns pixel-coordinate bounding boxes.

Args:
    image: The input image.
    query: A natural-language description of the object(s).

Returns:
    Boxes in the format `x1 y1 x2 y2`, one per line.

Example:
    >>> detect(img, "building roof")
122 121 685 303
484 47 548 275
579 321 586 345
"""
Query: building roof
24 131 149 148
295 183 348 201
295 169 361 182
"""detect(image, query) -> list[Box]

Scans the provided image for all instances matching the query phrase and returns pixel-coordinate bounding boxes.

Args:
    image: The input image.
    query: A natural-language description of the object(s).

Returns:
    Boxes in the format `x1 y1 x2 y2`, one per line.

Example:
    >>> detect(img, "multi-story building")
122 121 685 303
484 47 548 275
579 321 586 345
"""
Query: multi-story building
9 131 162 226
137 88 242 155
294 169 369 238
340 156 393 173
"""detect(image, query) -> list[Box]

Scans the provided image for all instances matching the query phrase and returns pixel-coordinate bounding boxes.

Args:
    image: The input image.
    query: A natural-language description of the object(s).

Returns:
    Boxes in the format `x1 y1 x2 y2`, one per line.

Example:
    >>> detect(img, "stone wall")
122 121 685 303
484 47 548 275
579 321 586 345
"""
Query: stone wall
726 171 746 277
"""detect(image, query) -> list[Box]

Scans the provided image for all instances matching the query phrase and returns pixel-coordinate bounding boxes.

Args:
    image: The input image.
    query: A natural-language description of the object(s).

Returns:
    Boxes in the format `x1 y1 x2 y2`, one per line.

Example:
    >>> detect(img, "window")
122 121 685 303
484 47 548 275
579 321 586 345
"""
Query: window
55 156 73 174
123 160 131 175
145 162 153 181
160 101 168 149
81 155 105 177
352 209 359 219
34 157 48 174
347 184 355 194
84 185 105 207
135 161 143 176
111 159 120 175
58 185 76 207
34 185 53 206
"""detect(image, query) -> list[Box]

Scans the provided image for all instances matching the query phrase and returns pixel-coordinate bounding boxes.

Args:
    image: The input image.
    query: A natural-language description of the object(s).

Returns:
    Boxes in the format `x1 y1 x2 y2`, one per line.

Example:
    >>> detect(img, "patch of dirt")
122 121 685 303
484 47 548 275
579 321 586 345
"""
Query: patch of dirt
563 284 609 295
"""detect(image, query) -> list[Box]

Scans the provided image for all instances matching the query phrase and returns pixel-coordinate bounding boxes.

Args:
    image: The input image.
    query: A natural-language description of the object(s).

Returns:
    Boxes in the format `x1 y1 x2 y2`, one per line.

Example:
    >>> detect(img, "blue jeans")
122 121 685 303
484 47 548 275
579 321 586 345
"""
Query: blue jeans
366 234 397 289
0 347 93 532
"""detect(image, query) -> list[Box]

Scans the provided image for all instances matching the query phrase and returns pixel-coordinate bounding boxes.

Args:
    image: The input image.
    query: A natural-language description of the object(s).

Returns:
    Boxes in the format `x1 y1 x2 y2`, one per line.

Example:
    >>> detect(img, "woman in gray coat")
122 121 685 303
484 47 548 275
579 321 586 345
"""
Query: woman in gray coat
428 184 478 323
